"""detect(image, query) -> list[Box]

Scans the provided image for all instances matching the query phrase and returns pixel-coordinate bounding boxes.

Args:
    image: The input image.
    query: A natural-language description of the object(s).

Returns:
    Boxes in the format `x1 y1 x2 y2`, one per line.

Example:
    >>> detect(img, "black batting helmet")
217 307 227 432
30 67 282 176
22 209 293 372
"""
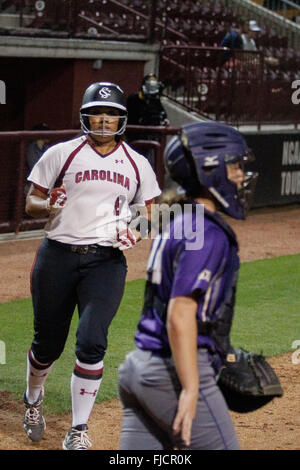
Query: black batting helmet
80 82 127 136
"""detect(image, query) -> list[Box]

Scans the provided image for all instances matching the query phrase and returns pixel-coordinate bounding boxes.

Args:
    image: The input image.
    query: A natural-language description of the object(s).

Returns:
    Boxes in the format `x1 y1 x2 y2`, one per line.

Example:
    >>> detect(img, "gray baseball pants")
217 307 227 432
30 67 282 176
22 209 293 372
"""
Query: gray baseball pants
118 348 239 450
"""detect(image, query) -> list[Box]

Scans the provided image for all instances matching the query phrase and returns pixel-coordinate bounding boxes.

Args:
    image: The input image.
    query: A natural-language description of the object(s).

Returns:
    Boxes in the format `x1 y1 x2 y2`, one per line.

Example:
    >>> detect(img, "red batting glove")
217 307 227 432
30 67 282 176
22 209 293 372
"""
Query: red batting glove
113 227 137 251
46 185 67 213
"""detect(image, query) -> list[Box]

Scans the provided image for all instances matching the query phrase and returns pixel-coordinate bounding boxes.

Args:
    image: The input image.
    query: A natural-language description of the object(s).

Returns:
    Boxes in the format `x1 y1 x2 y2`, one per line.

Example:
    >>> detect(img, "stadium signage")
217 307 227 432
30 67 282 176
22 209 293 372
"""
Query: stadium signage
281 140 300 196
282 140 300 166
243 132 300 207
0 80 5 104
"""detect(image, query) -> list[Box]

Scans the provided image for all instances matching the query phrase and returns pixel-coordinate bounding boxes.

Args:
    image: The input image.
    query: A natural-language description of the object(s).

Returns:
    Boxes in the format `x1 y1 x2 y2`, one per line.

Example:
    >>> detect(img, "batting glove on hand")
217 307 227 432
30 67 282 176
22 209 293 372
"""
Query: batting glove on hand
113 226 137 251
46 185 67 214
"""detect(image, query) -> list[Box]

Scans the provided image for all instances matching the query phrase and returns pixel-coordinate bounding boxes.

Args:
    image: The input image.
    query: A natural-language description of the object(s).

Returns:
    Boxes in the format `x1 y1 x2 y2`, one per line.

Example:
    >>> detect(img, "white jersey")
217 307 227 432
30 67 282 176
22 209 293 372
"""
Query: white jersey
28 135 161 245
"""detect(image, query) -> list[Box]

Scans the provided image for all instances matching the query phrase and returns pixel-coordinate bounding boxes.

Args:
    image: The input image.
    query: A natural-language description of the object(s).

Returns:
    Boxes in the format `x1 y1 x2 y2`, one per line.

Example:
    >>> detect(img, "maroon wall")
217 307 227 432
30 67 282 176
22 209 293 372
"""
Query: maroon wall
0 57 146 132
71 59 145 128
0 58 26 131
24 58 74 130
0 56 146 231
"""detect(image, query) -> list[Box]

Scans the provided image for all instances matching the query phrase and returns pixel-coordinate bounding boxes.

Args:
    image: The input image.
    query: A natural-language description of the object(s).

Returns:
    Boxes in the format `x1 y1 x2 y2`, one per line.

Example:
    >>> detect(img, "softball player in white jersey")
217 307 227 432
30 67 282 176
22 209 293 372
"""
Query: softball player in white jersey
23 82 161 450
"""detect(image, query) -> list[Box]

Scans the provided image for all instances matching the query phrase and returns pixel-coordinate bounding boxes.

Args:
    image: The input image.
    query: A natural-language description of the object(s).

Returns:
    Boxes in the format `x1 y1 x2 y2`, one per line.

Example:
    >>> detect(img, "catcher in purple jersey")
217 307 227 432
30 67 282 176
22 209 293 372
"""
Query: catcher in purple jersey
117 121 258 450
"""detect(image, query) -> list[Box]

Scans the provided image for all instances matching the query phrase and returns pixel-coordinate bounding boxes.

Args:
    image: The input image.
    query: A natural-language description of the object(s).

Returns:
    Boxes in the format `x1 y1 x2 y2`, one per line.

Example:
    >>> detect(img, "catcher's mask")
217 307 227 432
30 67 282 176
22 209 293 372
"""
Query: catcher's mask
80 82 128 136
164 121 258 220
142 73 164 97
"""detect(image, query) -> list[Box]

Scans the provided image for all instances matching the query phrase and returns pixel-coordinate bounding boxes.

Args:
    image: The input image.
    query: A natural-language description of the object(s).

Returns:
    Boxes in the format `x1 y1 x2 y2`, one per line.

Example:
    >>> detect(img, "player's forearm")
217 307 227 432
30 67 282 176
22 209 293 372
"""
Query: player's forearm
25 195 49 218
167 297 199 393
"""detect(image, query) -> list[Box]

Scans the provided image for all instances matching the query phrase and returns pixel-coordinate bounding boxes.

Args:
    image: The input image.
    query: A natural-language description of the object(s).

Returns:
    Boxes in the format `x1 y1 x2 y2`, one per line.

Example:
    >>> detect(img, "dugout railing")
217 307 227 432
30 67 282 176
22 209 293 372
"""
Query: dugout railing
0 127 179 234
0 124 300 235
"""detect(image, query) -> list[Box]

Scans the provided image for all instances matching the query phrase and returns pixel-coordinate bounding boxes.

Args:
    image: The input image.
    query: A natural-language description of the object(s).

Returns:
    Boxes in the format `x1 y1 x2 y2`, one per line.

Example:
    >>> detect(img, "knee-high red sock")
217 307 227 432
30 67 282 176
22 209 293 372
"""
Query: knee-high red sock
26 349 53 404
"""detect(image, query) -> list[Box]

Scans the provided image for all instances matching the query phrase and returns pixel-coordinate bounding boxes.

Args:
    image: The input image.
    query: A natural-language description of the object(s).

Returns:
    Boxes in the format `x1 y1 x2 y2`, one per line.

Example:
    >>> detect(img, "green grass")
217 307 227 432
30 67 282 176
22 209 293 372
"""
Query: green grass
0 254 299 414
0 279 145 415
231 254 300 356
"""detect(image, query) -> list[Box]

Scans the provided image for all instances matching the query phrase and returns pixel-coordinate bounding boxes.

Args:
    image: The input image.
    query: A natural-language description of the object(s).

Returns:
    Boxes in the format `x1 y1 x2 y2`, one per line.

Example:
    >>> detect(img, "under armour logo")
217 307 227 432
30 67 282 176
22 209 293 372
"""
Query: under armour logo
99 87 111 99
115 159 124 164
80 388 98 397
204 155 219 166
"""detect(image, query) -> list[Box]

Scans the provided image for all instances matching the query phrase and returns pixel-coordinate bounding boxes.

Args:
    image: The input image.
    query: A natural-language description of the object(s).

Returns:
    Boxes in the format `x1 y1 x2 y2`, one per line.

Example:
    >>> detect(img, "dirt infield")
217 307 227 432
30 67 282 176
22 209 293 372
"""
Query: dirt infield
1 204 300 450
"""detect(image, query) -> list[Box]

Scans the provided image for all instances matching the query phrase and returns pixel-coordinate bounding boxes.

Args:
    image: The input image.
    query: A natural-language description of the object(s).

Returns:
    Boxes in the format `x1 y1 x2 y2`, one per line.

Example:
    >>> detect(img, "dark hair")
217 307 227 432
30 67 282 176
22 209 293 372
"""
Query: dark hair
158 186 214 206
155 187 218 234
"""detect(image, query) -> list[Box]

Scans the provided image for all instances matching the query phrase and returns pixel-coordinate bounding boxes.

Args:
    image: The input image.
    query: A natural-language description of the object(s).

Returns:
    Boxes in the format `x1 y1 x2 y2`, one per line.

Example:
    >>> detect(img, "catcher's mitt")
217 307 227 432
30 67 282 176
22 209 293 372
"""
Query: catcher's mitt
217 348 283 413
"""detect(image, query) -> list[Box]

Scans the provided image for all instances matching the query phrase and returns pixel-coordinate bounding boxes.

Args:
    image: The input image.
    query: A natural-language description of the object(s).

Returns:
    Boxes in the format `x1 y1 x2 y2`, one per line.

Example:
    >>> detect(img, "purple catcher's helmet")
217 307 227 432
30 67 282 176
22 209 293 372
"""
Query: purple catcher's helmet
164 121 258 219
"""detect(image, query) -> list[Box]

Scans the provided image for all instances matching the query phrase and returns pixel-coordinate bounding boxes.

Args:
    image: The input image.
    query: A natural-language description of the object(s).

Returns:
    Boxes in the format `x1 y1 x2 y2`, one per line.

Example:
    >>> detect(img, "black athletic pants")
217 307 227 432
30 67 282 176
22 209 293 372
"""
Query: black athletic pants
30 238 127 364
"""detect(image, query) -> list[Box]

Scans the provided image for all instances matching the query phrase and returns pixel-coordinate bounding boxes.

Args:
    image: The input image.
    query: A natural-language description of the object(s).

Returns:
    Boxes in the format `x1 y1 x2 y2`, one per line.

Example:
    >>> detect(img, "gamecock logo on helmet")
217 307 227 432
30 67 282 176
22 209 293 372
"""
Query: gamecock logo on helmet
99 87 112 99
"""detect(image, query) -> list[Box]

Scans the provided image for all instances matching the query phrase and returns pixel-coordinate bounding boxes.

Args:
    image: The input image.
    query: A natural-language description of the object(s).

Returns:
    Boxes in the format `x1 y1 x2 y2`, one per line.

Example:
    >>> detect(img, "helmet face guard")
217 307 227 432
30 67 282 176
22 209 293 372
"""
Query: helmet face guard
142 80 162 96
165 122 258 220
237 169 258 216
141 73 164 97
80 112 127 136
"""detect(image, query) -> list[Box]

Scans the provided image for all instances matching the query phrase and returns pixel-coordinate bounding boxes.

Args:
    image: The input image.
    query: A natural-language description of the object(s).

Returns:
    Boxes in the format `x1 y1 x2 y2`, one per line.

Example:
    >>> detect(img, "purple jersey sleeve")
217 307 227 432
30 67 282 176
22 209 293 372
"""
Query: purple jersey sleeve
170 225 229 299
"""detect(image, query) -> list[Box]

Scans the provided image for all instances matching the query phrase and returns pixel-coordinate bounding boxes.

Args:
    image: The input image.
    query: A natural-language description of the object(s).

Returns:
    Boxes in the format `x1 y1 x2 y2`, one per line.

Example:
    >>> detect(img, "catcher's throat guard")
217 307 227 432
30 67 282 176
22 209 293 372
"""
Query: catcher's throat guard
217 348 283 413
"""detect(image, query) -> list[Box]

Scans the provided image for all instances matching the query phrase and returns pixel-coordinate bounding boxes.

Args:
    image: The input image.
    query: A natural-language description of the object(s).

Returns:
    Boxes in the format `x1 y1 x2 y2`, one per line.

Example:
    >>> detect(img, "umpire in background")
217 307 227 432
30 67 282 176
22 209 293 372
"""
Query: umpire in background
126 73 169 167
118 121 258 450
127 73 169 127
